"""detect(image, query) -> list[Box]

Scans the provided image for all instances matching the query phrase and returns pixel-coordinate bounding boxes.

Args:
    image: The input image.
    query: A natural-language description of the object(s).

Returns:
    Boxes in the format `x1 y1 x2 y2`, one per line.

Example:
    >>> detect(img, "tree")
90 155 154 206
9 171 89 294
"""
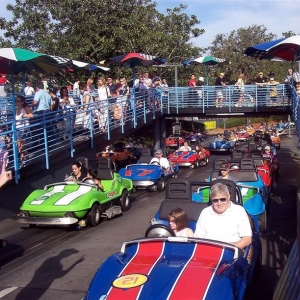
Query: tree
0 0 205 86
208 25 290 84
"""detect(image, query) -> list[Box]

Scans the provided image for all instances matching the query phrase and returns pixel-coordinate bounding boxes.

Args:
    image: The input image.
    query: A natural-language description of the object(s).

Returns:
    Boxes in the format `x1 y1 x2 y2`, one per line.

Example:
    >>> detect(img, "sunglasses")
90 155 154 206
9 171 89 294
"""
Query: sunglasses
156 153 162 155
211 198 227 204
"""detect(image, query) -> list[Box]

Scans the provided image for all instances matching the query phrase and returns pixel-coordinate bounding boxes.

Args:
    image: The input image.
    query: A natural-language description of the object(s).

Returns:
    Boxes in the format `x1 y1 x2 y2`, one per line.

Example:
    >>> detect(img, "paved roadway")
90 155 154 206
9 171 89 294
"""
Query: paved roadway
0 133 298 300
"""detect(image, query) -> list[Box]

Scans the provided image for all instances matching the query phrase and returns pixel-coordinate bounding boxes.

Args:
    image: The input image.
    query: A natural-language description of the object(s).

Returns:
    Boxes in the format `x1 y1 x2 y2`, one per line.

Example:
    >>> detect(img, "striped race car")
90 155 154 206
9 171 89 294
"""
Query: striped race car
16 158 133 228
84 178 261 300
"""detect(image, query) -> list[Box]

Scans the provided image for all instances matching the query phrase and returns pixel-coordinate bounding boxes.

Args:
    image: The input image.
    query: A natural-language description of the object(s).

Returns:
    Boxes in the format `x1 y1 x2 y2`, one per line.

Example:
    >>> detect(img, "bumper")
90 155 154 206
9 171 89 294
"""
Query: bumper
209 148 231 152
132 180 156 187
15 216 78 225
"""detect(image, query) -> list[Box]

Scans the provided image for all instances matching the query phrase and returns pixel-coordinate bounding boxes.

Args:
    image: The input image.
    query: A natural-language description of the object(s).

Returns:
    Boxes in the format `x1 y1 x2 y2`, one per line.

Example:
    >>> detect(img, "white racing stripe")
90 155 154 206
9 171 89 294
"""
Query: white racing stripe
55 185 93 206
0 287 18 298
30 185 65 205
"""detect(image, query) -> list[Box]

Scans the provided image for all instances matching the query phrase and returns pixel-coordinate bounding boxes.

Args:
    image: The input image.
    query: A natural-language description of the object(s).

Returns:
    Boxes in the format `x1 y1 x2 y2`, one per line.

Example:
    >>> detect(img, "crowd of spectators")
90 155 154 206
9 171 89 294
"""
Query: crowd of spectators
0 72 165 171
188 68 296 107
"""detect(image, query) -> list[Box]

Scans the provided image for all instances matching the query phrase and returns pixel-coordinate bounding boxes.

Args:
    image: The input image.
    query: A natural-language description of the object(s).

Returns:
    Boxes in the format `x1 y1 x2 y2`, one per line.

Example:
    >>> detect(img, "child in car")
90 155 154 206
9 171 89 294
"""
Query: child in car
168 207 194 237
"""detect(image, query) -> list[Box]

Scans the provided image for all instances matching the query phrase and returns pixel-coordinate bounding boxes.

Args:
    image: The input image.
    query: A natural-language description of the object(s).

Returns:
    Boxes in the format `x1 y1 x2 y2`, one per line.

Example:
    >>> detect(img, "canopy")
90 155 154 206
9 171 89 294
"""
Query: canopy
244 36 300 61
183 56 225 85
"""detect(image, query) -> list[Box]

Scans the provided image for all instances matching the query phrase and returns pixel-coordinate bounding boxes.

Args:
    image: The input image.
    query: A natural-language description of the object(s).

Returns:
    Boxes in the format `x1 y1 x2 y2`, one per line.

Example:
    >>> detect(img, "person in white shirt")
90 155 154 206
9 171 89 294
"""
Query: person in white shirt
24 82 35 96
177 141 191 152
150 149 170 170
194 183 252 249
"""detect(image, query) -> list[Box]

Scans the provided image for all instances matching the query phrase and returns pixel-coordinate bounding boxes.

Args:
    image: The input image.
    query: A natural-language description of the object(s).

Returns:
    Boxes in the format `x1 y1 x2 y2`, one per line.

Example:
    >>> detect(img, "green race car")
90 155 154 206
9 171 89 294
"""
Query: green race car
17 158 133 228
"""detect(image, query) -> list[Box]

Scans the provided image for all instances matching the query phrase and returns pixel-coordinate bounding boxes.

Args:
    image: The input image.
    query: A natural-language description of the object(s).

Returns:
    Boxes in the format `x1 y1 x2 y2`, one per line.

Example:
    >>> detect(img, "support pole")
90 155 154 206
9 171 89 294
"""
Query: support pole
153 118 161 152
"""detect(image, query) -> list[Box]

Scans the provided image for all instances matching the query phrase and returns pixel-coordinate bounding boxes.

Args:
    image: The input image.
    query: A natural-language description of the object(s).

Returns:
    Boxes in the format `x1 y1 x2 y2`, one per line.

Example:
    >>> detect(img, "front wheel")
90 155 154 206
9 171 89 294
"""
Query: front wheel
194 161 200 168
119 190 130 212
259 211 267 233
87 203 101 227
157 178 165 191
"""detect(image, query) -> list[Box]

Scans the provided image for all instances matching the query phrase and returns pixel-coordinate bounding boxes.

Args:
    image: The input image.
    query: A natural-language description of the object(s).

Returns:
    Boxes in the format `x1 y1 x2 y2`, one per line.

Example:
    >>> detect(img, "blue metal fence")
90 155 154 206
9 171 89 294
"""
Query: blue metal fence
0 83 296 183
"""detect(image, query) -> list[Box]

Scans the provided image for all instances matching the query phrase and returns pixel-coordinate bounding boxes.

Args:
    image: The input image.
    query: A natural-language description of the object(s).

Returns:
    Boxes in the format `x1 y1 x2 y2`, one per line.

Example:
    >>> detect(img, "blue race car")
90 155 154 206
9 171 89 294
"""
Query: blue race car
84 179 261 300
209 138 234 154
205 158 269 232
118 149 179 192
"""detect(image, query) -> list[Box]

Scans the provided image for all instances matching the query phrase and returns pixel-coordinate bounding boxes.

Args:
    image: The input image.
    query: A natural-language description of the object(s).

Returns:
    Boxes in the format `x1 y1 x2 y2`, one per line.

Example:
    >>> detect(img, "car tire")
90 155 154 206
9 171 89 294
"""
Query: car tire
119 190 130 212
87 203 101 227
194 161 199 168
259 211 267 233
157 178 165 191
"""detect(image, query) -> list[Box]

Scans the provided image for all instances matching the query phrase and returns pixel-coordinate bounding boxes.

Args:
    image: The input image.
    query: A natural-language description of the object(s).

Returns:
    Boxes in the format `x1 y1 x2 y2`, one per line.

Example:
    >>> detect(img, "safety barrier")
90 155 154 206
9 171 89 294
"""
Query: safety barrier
0 84 297 183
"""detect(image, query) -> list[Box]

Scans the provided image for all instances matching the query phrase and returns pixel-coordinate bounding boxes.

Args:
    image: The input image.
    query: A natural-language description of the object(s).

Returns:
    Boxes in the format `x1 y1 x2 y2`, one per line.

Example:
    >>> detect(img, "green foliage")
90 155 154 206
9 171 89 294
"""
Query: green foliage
0 0 204 87
209 25 290 85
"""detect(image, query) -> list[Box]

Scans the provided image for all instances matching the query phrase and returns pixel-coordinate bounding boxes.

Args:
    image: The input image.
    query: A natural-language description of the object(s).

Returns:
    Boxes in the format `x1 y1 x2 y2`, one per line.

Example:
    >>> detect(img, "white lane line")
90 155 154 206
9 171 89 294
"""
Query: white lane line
0 287 18 298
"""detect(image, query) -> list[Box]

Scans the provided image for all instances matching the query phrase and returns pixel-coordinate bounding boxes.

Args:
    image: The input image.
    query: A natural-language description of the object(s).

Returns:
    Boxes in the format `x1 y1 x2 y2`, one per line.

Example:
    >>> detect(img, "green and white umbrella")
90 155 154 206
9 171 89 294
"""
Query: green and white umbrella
183 56 225 85
0 48 67 74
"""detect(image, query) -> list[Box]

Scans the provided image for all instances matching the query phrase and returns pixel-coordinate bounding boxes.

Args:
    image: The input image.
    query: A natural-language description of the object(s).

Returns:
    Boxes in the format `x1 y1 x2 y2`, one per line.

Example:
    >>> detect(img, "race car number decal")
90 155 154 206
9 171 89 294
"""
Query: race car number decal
30 185 65 205
55 185 93 205
112 274 148 289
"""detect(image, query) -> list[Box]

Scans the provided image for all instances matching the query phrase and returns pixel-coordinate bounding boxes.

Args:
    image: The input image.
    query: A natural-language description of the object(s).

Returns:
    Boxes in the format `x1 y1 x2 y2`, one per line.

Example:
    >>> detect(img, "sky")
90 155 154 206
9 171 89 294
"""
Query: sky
156 0 299 50
0 0 298 50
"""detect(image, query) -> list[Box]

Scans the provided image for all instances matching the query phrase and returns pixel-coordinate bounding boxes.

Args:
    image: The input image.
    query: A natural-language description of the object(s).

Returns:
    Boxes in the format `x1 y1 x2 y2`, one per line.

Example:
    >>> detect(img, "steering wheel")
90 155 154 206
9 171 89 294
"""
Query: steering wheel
145 224 175 238
151 161 161 166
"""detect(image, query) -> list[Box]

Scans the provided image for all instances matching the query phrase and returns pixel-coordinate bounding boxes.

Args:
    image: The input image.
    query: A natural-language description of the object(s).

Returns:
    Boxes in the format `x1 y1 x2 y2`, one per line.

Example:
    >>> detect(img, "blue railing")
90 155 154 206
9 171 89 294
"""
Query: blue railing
0 84 297 183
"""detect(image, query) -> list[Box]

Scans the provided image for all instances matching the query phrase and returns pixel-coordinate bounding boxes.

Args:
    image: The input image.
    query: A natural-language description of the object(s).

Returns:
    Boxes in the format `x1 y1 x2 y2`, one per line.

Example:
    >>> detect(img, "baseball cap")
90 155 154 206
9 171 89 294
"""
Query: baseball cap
156 149 163 154
259 72 263 75
265 145 271 150
220 72 225 76
199 76 204 81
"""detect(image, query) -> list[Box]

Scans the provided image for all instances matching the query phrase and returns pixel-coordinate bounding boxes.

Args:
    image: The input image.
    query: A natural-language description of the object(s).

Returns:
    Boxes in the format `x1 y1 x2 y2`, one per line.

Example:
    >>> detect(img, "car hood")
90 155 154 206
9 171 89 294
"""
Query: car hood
119 165 163 180
20 184 100 211
86 239 241 300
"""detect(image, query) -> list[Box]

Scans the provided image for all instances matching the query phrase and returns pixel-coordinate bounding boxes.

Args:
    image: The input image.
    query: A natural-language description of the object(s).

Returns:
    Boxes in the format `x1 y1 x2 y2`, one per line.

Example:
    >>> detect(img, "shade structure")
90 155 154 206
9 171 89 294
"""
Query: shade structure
0 48 67 74
105 52 166 68
244 36 300 61
183 56 225 85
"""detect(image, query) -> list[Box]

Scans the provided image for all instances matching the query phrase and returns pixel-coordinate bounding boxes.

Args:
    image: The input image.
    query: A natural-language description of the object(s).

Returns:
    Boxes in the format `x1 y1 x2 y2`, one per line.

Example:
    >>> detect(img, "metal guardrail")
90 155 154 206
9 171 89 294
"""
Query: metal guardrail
0 84 297 184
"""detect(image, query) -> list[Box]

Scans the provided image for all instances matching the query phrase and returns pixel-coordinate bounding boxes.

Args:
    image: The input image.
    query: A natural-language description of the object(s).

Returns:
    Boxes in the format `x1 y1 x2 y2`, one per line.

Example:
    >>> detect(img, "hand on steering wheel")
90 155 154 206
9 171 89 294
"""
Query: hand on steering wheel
151 161 161 166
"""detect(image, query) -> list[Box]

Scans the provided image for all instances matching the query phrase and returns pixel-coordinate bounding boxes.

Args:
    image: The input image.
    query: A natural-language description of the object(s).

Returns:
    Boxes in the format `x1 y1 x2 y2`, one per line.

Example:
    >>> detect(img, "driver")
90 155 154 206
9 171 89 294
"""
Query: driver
194 183 252 249
176 141 191 152
150 149 170 171
214 134 224 142
213 162 237 182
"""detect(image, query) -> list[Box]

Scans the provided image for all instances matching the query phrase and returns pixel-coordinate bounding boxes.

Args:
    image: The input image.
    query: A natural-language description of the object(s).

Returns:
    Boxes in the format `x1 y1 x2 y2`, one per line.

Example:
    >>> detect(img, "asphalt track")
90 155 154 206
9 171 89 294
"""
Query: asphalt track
0 132 298 299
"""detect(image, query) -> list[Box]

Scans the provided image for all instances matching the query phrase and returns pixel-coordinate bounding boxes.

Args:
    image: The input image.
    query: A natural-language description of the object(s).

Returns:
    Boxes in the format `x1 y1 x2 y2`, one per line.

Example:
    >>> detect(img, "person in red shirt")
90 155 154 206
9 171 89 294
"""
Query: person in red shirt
188 74 197 104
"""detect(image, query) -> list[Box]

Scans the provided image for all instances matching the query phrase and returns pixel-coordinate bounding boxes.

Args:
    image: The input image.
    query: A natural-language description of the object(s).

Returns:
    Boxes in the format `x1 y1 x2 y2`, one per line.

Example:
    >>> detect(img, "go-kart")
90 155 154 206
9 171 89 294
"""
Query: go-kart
209 138 234 154
165 134 184 147
237 130 249 141
16 158 133 227
96 141 134 170
270 134 280 149
168 148 209 168
208 158 269 232
109 178 263 300
246 127 256 136
118 149 179 192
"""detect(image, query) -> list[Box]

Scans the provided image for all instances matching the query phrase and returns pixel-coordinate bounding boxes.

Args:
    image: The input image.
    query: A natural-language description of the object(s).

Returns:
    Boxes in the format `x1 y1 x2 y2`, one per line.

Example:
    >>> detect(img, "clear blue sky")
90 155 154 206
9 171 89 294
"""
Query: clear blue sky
156 0 299 49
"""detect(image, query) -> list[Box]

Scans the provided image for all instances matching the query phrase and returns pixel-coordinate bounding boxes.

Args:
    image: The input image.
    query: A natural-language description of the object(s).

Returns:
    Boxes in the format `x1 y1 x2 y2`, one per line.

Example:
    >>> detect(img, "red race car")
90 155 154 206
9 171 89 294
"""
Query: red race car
168 147 210 168
237 130 250 141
